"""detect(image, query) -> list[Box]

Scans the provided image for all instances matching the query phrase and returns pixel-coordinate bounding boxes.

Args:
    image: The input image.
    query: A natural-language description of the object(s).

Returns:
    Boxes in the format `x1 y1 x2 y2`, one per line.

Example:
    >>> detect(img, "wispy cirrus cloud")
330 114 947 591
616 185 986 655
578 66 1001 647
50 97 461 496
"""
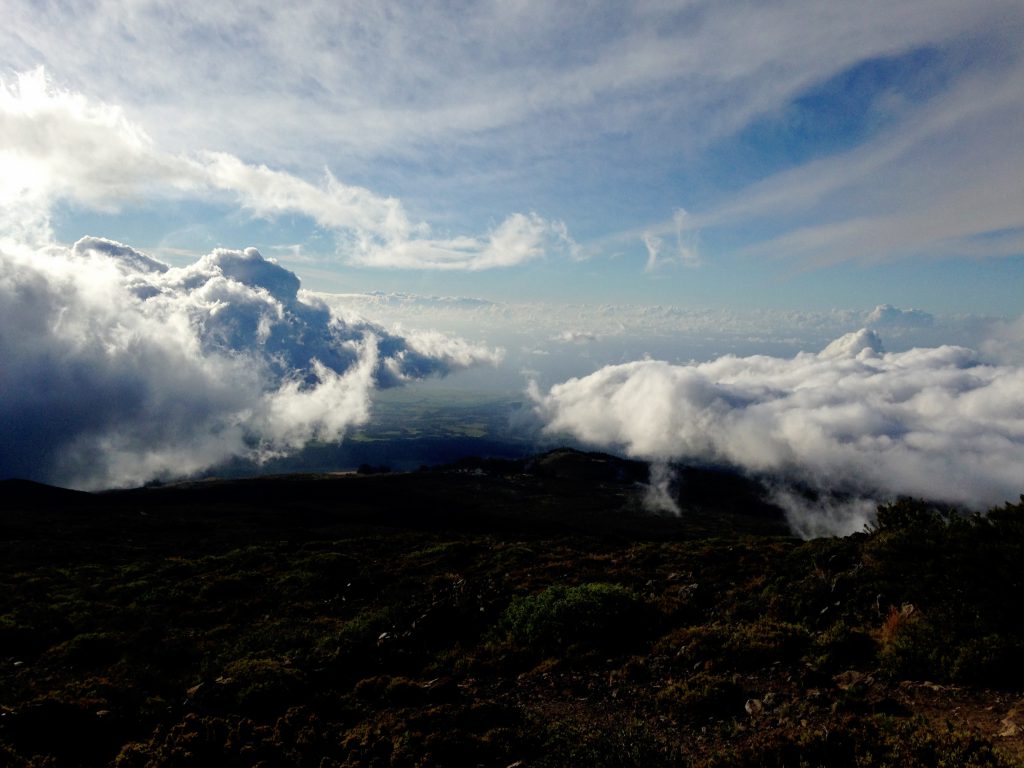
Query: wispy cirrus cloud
685 45 1024 266
643 209 699 272
2 1 1001 161
4 0 1021 276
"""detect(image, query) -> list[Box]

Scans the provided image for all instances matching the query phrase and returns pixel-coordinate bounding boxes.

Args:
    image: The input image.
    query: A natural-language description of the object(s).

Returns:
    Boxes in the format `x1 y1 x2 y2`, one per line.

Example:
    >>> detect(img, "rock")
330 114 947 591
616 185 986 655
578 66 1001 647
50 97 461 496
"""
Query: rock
745 698 763 716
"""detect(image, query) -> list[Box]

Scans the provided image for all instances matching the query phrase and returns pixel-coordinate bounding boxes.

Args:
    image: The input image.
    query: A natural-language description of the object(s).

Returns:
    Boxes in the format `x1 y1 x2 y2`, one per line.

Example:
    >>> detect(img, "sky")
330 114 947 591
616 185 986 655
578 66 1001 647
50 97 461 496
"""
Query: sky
4 0 1023 309
2 1 1023 532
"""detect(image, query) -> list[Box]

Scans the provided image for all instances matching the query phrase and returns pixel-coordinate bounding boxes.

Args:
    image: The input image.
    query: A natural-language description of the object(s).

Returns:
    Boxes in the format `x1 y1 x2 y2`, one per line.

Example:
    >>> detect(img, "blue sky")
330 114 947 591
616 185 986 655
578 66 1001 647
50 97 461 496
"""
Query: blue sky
3 0 1022 313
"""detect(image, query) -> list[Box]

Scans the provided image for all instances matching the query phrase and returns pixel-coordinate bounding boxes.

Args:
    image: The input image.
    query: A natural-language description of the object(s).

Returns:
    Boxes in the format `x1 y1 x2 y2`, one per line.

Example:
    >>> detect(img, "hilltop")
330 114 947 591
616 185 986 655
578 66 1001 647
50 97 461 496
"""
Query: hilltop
1 451 1023 766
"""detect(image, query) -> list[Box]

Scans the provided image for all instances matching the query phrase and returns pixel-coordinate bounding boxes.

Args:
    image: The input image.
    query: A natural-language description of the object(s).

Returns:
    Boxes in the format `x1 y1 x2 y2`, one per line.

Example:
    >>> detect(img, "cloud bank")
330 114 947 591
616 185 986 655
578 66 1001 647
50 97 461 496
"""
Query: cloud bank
0 238 500 489
531 329 1024 534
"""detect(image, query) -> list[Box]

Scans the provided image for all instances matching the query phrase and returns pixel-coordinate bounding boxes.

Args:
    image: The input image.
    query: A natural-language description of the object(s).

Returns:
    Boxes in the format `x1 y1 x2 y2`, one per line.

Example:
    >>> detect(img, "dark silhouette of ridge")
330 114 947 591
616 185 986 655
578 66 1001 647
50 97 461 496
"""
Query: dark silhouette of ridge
0 449 789 542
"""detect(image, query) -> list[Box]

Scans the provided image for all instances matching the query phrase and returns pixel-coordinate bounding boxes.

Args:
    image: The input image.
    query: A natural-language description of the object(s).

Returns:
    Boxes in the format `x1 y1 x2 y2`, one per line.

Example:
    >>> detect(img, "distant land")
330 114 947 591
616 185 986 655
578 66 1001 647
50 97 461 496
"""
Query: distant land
213 388 540 479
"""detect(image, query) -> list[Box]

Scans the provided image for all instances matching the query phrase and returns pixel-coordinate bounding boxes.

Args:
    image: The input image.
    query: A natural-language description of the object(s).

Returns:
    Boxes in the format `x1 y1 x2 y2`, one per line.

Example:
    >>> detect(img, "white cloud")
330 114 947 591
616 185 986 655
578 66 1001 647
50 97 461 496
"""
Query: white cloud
2 1 1003 164
203 152 416 239
642 233 662 273
553 330 600 344
397 329 504 370
531 330 1024 533
865 304 935 328
344 211 577 271
0 237 501 489
643 209 699 272
980 316 1024 366
2 2 1020 274
5 1 1018 257
818 328 885 359
0 68 203 247
768 489 877 539
643 461 681 516
0 68 573 271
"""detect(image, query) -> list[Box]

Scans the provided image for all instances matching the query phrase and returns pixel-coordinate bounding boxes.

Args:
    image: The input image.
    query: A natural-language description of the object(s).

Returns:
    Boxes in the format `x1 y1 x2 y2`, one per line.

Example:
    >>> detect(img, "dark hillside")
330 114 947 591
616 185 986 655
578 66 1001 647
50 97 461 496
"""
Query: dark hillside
1 452 1023 766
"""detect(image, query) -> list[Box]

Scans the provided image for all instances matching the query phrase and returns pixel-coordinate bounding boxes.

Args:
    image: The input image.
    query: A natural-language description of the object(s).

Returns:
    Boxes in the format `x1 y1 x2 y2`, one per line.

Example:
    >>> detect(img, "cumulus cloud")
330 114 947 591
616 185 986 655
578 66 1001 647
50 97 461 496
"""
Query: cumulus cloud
0 71 516 490
866 304 935 329
0 68 572 270
531 330 1024 534
818 328 885 359
387 329 504 377
981 316 1024 365
0 238 500 489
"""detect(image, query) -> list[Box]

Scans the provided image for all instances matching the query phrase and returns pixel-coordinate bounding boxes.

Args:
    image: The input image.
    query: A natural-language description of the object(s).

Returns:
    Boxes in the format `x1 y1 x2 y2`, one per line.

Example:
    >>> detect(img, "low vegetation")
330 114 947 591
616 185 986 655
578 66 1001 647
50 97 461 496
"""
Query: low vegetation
1 456 1023 766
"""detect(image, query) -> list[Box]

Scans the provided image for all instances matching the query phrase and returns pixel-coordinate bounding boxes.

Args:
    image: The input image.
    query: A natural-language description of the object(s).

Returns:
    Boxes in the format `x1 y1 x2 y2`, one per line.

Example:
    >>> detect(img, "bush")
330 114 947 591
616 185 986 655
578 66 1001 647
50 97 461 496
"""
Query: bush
496 583 652 655
50 631 125 666
809 621 877 673
872 499 954 533
656 619 809 673
878 607 940 681
725 618 809 669
221 657 306 716
950 634 1024 688
656 672 744 720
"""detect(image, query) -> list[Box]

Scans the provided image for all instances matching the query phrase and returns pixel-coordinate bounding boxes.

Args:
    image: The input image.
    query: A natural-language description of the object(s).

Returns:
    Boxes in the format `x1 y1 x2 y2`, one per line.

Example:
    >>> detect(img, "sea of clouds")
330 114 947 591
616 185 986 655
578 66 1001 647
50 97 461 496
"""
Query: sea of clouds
529 329 1024 535
320 291 1024 534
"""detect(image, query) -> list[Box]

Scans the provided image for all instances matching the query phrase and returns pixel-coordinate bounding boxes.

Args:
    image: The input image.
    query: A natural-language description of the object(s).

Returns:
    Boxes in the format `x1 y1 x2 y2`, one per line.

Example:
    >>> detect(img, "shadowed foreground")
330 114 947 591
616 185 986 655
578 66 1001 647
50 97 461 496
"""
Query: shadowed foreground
2 451 1023 766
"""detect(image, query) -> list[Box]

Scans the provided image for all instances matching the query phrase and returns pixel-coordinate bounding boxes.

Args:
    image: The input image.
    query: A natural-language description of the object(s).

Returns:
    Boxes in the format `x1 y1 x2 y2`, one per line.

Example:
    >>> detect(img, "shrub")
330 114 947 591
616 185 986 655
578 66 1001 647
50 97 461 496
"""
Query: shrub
49 631 125 666
656 672 744 720
878 608 940 681
724 618 809 669
496 583 652 655
809 620 877 673
950 634 1024 688
872 499 953 533
221 657 306 716
656 619 809 673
